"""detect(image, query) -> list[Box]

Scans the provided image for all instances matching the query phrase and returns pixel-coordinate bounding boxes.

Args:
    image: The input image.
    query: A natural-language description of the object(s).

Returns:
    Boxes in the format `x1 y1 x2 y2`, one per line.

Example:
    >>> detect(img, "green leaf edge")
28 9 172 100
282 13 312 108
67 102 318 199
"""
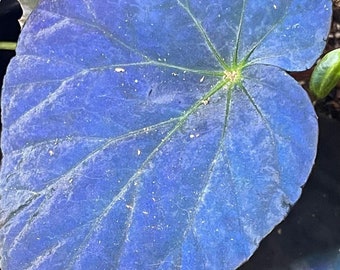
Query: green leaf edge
310 48 340 99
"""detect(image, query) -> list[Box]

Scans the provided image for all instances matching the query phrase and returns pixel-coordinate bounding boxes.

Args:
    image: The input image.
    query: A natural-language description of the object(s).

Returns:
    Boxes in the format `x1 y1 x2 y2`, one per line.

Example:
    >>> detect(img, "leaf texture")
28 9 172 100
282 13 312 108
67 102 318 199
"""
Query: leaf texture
0 0 331 269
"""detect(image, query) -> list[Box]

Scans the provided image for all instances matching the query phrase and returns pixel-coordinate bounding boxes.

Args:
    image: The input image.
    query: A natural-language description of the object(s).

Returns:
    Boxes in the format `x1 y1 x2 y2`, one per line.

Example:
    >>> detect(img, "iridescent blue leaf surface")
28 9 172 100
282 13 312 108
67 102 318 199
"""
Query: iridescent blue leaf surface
0 0 332 269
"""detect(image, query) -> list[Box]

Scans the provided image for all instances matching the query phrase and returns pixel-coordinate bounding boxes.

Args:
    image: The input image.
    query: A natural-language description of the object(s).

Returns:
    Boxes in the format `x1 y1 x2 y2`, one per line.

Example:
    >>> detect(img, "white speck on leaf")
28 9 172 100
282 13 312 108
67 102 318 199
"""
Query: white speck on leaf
115 67 125 73
189 134 200 139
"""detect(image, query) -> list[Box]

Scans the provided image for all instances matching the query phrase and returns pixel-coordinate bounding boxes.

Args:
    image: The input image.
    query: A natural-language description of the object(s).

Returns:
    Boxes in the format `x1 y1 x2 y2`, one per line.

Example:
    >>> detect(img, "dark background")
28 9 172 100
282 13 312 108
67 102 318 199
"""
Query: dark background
0 0 21 90
0 0 339 269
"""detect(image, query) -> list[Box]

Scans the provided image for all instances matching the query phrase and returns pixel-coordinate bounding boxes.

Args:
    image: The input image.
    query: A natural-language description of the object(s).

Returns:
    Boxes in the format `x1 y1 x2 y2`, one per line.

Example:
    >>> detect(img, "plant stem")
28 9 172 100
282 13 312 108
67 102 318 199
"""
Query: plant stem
0 42 17 50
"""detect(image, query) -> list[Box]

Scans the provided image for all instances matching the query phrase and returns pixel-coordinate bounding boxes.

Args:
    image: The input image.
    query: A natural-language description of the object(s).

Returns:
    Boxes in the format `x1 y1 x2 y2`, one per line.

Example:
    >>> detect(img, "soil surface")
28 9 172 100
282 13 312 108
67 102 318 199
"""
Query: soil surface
0 1 340 269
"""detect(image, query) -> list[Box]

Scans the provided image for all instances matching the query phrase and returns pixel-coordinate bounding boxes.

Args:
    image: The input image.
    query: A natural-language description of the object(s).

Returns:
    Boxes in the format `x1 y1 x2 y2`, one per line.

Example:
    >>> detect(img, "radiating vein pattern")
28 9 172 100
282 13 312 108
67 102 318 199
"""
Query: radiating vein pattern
0 0 329 269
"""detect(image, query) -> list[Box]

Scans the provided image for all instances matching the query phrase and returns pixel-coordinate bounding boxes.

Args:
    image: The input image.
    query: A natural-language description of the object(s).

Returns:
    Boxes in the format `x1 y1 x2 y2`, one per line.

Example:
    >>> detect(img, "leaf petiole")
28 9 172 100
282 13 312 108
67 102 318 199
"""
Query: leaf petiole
0 41 17 50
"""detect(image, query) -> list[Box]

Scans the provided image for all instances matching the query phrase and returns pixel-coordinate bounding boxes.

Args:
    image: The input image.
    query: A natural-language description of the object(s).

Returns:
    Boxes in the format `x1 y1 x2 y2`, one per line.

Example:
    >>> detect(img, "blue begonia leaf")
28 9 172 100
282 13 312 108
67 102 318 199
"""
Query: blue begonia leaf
0 1 331 269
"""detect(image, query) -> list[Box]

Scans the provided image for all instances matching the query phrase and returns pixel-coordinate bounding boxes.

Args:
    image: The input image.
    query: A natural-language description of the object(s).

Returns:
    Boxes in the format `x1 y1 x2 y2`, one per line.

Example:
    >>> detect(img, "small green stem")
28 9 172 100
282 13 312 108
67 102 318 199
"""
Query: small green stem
0 41 17 50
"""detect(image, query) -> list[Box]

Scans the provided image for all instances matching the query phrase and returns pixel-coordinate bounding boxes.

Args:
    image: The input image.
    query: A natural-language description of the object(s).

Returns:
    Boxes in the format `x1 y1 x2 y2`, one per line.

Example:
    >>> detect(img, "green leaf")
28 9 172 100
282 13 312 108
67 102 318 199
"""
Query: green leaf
310 48 340 99
0 0 331 269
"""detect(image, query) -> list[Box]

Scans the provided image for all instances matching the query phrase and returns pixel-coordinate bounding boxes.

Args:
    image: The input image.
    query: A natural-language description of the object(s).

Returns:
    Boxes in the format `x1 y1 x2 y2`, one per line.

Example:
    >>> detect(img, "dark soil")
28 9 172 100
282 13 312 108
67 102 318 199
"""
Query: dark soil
0 1 340 269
